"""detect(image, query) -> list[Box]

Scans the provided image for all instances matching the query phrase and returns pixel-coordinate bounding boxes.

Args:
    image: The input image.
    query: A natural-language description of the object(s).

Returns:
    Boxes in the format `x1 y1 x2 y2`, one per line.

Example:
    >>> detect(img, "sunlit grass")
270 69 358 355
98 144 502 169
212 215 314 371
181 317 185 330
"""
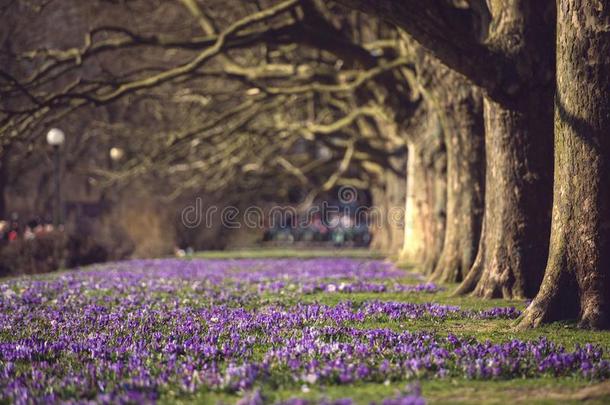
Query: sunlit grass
182 250 610 403
4 250 610 404
162 378 610 405
192 247 383 260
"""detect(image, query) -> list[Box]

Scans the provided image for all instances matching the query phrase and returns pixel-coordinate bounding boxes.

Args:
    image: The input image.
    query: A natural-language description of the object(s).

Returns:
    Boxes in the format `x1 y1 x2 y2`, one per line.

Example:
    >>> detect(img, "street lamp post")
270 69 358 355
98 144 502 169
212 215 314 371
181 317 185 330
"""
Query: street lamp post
46 128 65 228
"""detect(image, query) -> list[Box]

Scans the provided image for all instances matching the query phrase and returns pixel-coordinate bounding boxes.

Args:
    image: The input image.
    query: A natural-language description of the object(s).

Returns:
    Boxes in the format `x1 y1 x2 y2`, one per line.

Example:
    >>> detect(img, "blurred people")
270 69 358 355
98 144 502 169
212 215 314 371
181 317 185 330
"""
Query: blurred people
8 221 19 242
260 208 369 247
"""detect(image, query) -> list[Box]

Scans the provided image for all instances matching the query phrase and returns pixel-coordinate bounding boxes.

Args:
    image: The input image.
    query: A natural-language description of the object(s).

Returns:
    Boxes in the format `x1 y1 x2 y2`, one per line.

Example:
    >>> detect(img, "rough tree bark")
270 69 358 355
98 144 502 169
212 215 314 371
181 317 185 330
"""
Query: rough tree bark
422 58 485 284
519 0 610 328
455 1 555 299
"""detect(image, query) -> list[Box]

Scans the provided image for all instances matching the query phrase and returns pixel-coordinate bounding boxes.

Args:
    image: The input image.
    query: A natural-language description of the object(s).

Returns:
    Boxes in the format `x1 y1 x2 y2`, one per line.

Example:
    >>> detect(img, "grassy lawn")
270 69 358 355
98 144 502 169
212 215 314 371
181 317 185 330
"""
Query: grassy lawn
179 379 610 405
192 247 383 260
186 250 610 403
1 250 609 404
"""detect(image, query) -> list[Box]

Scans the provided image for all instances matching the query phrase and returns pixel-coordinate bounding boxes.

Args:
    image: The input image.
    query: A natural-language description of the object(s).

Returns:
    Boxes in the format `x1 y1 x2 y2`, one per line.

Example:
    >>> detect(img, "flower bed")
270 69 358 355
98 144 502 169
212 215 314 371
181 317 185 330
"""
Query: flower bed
0 258 608 404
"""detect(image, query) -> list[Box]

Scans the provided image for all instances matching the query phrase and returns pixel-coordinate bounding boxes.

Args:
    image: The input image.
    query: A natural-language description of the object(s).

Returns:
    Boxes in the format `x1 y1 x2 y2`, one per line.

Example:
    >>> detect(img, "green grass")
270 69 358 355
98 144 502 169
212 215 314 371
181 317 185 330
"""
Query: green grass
162 378 610 405
260 288 610 350
180 248 610 403
7 248 610 404
192 247 383 260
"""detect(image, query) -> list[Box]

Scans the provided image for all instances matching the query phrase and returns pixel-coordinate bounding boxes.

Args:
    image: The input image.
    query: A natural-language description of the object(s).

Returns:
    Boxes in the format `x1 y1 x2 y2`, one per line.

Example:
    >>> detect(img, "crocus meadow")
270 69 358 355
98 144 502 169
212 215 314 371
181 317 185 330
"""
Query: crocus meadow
0 258 608 404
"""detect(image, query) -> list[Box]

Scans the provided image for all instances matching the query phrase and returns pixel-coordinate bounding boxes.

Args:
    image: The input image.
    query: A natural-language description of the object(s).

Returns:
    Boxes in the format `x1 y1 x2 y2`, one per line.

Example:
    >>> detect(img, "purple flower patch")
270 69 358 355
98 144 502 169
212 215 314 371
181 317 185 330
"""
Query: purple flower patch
0 258 607 404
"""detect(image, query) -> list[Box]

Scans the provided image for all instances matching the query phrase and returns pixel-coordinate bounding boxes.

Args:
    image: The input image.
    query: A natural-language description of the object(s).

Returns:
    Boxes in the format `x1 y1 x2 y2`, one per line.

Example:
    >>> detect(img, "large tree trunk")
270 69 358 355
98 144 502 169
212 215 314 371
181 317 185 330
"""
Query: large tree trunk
456 96 553 298
427 64 485 283
455 1 555 299
519 0 610 329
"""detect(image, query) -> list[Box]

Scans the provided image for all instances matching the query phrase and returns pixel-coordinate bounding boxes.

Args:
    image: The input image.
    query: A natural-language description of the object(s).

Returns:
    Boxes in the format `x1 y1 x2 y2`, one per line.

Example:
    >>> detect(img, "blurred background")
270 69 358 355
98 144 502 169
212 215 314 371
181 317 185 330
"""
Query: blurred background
0 0 425 277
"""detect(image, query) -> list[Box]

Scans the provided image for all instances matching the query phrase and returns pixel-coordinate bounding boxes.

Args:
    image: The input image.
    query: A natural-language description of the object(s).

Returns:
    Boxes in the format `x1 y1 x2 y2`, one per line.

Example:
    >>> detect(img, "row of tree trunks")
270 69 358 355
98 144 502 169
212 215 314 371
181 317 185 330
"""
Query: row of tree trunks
339 0 610 327
455 1 556 299
394 1 553 297
394 1 554 298
519 0 610 328
422 60 485 284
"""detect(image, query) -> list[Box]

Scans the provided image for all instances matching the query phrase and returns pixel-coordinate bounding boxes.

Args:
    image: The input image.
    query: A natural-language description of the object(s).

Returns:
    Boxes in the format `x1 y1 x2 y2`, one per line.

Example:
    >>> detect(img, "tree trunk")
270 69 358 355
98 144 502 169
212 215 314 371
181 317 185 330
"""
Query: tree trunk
420 147 447 274
400 144 427 264
400 112 446 273
519 0 610 329
455 1 555 299
369 184 389 252
370 164 406 254
455 96 553 298
428 65 485 283
385 160 407 254
400 42 483 280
